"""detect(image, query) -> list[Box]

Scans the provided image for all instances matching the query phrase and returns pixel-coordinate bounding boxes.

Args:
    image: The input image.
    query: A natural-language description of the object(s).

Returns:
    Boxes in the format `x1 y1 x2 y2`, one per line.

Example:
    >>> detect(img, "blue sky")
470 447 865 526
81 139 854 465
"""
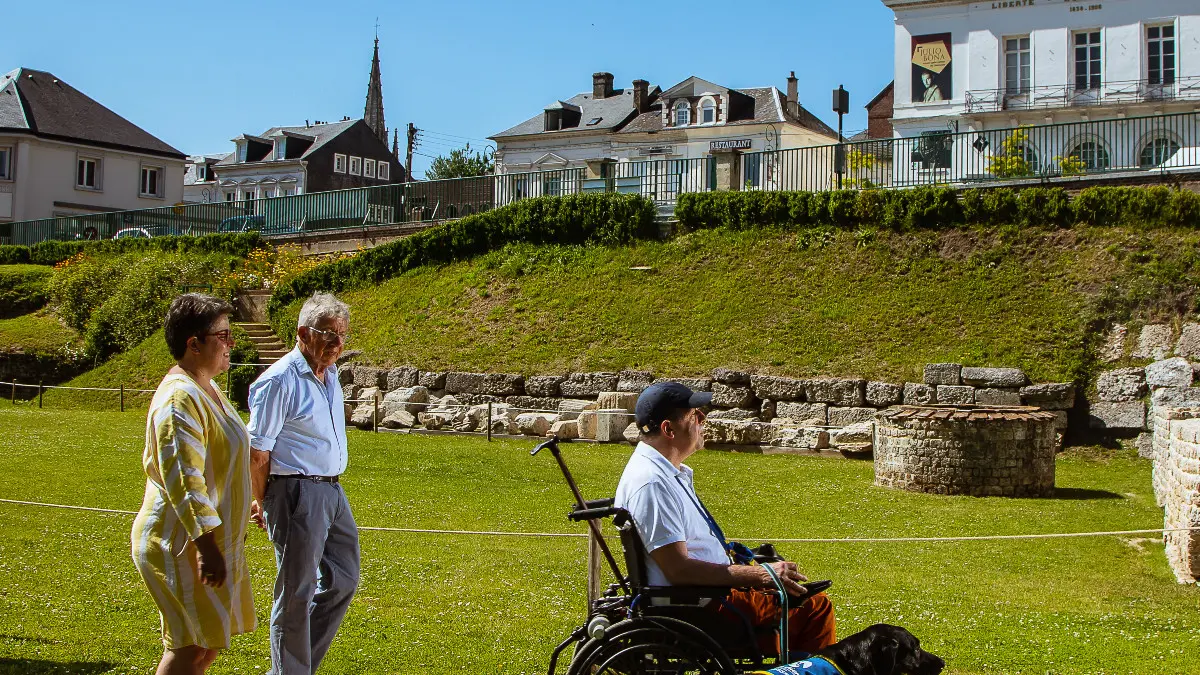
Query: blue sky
3 0 896 177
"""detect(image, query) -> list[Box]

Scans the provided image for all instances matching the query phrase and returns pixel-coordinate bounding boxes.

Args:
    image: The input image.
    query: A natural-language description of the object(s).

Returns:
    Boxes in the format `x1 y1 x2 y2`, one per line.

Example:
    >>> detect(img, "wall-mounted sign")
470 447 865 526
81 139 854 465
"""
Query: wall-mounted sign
710 139 752 150
912 33 953 103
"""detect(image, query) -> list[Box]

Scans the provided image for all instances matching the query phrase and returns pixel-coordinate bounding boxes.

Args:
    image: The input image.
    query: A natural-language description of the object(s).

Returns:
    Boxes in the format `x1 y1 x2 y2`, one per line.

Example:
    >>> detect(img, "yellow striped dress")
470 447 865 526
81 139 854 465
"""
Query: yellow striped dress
131 373 256 649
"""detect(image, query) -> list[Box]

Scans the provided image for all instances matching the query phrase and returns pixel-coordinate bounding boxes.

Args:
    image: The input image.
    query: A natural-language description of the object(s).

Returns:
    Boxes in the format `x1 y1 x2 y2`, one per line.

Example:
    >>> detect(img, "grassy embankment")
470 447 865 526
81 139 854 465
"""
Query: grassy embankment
0 407 1196 674
273 225 1199 383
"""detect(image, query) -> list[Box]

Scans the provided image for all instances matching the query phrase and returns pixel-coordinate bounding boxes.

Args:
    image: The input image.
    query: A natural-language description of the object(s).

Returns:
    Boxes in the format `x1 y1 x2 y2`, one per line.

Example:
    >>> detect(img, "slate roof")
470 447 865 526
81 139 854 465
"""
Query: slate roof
490 87 656 138
184 153 231 185
617 86 838 138
215 119 359 167
0 67 184 159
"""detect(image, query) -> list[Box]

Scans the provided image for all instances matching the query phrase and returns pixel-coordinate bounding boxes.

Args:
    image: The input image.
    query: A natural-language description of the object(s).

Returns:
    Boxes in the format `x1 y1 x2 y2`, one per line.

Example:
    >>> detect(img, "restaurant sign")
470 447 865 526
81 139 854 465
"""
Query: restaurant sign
710 139 753 150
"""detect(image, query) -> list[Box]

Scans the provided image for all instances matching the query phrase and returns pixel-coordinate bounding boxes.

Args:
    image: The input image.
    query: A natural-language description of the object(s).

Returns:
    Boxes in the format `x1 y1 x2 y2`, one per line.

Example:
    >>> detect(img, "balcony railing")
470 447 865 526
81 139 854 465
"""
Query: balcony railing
965 75 1200 114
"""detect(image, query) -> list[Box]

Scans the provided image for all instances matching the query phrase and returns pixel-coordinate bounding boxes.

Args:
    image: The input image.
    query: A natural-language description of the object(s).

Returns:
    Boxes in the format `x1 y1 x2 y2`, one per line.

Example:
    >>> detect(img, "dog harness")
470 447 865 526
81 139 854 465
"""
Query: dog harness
750 655 845 675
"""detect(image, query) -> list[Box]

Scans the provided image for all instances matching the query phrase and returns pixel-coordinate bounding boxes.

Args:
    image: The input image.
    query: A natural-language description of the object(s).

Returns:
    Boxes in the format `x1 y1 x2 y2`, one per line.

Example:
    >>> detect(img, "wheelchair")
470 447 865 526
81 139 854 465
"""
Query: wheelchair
533 437 806 675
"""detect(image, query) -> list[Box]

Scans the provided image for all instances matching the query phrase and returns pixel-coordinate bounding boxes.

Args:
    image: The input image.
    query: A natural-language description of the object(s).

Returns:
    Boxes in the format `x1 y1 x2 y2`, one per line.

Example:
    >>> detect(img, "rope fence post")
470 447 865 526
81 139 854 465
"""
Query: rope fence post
373 396 379 433
120 384 125 413
587 528 603 606
38 380 43 408
487 402 493 442
10 379 15 405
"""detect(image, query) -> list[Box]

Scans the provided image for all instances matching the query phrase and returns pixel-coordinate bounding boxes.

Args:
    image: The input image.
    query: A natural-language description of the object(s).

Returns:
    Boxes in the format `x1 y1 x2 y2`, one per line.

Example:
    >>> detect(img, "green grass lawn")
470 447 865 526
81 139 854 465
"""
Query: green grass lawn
274 226 1200 384
0 408 1197 674
0 264 51 320
0 311 81 356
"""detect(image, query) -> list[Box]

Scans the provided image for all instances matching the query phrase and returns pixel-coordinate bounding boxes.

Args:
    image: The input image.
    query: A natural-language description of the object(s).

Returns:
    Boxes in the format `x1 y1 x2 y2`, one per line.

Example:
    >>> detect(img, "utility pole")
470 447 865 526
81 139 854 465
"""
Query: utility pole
405 122 417 183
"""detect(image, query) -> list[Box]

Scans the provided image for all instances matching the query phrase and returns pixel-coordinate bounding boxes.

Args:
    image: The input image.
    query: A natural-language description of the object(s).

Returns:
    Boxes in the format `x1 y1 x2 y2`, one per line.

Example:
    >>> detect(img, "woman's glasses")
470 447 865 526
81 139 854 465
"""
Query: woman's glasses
204 330 236 345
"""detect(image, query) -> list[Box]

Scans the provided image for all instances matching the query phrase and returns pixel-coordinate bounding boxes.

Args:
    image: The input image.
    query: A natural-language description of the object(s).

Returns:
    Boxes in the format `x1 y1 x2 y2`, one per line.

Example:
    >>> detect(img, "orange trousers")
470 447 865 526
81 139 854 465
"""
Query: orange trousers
714 590 836 657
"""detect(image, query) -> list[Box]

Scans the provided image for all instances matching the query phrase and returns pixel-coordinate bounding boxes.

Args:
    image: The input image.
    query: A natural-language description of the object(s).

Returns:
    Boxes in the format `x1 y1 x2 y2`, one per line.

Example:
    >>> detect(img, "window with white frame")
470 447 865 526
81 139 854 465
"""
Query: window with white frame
264 188 275 198
243 189 256 201
140 166 163 198
1074 31 1102 91
378 161 389 180
0 146 11 180
1070 140 1109 170
1140 137 1180 167
77 156 100 189
700 99 716 124
674 101 690 127
349 156 362 176
224 192 235 202
334 153 347 173
364 158 376 178
1005 36 1031 94
1147 25 1176 86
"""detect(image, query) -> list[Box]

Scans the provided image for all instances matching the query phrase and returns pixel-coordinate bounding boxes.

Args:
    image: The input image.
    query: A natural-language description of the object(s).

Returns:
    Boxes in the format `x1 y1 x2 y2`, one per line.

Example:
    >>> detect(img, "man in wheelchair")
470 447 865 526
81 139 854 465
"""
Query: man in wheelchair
614 381 837 658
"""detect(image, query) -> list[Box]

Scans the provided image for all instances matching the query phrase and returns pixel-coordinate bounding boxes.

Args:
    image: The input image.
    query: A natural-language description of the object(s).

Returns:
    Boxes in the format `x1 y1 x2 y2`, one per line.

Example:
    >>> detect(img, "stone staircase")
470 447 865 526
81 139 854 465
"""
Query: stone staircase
236 323 288 365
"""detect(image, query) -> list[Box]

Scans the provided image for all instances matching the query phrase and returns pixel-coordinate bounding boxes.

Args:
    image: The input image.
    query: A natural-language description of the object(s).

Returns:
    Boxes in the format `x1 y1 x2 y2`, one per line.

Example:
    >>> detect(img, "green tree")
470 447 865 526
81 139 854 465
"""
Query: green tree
424 143 493 179
987 128 1036 178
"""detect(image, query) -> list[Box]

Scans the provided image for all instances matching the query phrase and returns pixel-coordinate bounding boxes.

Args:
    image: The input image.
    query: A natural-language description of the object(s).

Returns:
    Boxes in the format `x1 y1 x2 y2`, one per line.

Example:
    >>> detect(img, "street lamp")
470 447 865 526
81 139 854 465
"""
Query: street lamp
832 85 850 189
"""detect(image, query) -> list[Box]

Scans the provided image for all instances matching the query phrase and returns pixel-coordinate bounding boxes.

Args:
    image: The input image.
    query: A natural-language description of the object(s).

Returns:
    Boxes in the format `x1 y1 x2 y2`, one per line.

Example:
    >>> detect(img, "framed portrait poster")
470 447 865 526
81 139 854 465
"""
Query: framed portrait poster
912 33 952 103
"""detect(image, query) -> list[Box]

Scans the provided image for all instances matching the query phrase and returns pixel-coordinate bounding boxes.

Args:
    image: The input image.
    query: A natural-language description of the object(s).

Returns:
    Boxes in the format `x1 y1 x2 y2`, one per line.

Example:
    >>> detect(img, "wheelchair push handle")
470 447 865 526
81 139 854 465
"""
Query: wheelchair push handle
530 435 563 456
568 505 628 523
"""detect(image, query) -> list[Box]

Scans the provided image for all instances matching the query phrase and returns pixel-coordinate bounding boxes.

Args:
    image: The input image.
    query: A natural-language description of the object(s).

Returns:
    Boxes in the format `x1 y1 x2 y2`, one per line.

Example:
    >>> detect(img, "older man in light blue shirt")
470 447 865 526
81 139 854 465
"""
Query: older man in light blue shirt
248 292 358 675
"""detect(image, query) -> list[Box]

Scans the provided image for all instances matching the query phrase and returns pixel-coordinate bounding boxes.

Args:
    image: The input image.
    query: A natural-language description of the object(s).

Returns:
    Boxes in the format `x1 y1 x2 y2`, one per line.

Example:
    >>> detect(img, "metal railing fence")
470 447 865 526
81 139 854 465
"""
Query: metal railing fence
964 75 1200 114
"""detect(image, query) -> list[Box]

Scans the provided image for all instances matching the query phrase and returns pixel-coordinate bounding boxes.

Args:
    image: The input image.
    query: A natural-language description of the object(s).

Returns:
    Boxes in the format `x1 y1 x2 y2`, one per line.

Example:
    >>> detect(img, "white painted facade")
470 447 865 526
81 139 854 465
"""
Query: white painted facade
0 133 185 222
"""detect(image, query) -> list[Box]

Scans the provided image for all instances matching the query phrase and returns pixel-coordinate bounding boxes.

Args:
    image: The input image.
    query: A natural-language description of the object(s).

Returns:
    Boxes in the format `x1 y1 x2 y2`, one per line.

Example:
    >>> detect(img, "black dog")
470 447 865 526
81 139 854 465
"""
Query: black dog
815 623 944 675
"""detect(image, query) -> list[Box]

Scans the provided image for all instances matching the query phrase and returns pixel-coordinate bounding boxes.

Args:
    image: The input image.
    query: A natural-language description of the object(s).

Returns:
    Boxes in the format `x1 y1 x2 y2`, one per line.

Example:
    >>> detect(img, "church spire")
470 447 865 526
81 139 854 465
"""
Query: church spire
364 33 386 144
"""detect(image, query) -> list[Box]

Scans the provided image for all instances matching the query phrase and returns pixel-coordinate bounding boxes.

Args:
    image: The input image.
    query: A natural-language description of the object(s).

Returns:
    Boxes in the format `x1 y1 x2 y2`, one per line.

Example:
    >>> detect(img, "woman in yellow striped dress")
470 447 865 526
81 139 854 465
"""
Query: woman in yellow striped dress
131 294 256 674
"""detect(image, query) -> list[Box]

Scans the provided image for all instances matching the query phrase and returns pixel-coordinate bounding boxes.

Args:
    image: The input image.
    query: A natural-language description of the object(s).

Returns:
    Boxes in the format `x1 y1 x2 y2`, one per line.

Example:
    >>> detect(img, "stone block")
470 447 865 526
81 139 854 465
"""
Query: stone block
865 381 903 407
342 383 362 401
515 412 559 436
830 421 874 445
902 383 937 405
1100 324 1128 362
380 410 416 429
1150 387 1200 409
558 399 600 420
708 408 760 421
653 377 713 392
750 375 806 402
974 388 1022 406
337 365 356 385
760 399 777 421
961 367 1028 388
349 403 376 429
432 394 460 410
505 396 559 412
577 411 598 440
525 375 564 397
622 422 641 445
353 366 387 389
805 378 866 406
1050 410 1069 432
617 370 654 393
382 385 430 415
775 402 828 425
1176 323 1200 360
1088 402 1147 431
1146 358 1194 389
1019 383 1075 410
771 427 830 450
597 391 640 413
549 419 580 440
1132 324 1174 360
445 371 485 394
923 363 962 386
560 372 619 398
704 420 767 445
1096 368 1147 402
489 418 511 435
828 407 878 426
711 368 751 386
358 387 382 403
1134 432 1154 459
457 393 503 407
595 410 635 442
385 366 419 390
711 382 757 409
419 371 446 390
936 385 976 405
418 411 453 430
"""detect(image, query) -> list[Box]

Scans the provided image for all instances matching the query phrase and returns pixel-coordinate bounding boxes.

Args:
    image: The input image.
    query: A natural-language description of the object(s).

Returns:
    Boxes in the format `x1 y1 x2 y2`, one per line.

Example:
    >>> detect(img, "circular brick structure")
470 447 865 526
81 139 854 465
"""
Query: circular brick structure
875 405 1059 497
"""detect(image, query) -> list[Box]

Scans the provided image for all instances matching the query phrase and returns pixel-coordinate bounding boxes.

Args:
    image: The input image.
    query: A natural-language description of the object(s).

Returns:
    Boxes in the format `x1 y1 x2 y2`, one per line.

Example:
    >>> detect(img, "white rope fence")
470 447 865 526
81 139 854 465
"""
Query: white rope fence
2 497 1196 544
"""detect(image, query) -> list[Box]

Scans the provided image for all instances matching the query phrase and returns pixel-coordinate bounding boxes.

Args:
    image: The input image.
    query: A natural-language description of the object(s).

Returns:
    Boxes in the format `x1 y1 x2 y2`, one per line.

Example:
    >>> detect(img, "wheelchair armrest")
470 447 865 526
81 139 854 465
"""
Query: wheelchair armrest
637 585 734 604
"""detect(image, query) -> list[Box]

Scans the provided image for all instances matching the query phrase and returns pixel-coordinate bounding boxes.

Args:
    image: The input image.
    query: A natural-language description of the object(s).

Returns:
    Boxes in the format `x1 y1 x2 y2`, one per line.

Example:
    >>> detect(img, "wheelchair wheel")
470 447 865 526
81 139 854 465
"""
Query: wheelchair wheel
567 616 735 675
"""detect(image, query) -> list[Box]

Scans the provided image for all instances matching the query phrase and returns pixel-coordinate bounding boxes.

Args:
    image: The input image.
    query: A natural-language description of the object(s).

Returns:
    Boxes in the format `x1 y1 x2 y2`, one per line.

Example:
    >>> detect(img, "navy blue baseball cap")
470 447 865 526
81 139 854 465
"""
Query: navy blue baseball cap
635 382 713 434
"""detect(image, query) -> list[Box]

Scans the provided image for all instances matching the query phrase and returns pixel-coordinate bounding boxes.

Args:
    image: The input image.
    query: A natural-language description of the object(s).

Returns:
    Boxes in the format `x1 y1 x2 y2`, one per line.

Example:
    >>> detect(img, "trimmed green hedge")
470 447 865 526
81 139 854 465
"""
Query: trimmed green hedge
0 265 52 318
267 194 657 333
1 232 265 266
676 186 1200 231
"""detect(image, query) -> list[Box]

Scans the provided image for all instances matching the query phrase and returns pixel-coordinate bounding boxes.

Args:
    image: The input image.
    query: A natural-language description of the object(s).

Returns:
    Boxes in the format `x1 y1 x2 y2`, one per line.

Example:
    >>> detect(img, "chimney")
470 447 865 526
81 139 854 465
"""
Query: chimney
593 72 614 99
632 79 650 114
786 71 799 118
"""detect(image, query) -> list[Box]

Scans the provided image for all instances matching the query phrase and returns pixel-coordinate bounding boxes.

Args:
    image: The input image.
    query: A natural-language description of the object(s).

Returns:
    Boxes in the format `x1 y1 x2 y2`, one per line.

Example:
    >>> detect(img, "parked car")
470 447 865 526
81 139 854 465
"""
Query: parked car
113 227 151 240
218 215 265 233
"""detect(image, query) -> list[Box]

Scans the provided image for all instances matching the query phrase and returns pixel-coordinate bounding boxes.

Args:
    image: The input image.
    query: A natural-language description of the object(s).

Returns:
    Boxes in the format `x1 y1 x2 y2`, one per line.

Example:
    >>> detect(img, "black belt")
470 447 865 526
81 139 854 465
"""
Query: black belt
270 474 339 484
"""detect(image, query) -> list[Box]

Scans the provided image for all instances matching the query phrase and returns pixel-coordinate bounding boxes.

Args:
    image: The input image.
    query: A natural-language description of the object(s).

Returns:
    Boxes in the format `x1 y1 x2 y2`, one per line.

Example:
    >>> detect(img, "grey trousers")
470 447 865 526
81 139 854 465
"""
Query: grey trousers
263 477 360 675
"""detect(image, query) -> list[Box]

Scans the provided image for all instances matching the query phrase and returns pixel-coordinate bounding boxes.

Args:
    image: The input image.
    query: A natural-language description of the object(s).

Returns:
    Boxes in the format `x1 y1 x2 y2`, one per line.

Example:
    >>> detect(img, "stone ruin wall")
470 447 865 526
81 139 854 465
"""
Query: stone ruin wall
1151 406 1200 584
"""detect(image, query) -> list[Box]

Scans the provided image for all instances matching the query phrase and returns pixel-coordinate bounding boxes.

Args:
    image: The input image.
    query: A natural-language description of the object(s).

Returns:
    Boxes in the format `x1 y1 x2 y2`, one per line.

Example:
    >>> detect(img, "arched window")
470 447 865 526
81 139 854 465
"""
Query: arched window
674 101 690 127
1069 140 1109 170
1139 137 1180 168
701 99 716 124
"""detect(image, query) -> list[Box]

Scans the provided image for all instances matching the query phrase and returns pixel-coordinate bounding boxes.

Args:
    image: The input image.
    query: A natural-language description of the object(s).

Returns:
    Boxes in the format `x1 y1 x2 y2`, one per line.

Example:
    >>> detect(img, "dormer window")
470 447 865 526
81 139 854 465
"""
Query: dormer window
237 141 248 163
701 99 716 124
274 139 285 160
196 164 210 182
674 101 690 126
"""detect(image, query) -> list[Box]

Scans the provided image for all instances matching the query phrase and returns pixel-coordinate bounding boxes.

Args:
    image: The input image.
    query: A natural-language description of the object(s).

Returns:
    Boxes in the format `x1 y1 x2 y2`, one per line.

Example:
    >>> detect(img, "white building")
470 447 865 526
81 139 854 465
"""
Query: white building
0 68 186 226
881 0 1200 178
183 154 229 203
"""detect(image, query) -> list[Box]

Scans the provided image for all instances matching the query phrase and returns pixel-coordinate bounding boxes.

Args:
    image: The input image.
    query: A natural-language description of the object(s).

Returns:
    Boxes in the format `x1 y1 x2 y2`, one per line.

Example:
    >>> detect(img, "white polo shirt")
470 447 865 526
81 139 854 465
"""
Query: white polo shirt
614 442 729 586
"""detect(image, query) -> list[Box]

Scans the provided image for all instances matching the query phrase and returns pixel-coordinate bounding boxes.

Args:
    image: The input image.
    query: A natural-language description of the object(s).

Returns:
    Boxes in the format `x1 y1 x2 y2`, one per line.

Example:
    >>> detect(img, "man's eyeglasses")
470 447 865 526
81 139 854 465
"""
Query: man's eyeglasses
308 327 350 345
203 330 235 345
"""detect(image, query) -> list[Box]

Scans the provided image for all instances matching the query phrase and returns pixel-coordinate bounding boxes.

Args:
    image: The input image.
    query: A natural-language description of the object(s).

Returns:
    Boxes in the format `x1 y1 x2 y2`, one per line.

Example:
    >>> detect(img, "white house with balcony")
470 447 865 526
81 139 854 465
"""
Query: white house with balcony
881 0 1200 179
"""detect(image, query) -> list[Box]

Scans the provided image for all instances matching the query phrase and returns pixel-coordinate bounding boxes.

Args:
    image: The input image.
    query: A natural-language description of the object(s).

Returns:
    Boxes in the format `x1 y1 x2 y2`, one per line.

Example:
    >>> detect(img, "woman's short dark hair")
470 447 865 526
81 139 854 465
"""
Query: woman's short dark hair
164 293 234 359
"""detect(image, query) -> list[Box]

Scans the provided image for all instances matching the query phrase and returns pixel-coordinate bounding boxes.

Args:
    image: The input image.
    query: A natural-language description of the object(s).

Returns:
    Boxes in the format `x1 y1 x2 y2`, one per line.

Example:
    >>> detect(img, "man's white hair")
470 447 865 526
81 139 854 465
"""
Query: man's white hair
297 292 350 329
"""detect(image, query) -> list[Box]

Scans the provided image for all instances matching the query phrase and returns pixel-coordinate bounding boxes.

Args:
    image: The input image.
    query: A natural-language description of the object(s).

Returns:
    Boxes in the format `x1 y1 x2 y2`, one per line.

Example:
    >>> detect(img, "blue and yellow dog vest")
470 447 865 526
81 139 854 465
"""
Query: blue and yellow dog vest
750 655 845 675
